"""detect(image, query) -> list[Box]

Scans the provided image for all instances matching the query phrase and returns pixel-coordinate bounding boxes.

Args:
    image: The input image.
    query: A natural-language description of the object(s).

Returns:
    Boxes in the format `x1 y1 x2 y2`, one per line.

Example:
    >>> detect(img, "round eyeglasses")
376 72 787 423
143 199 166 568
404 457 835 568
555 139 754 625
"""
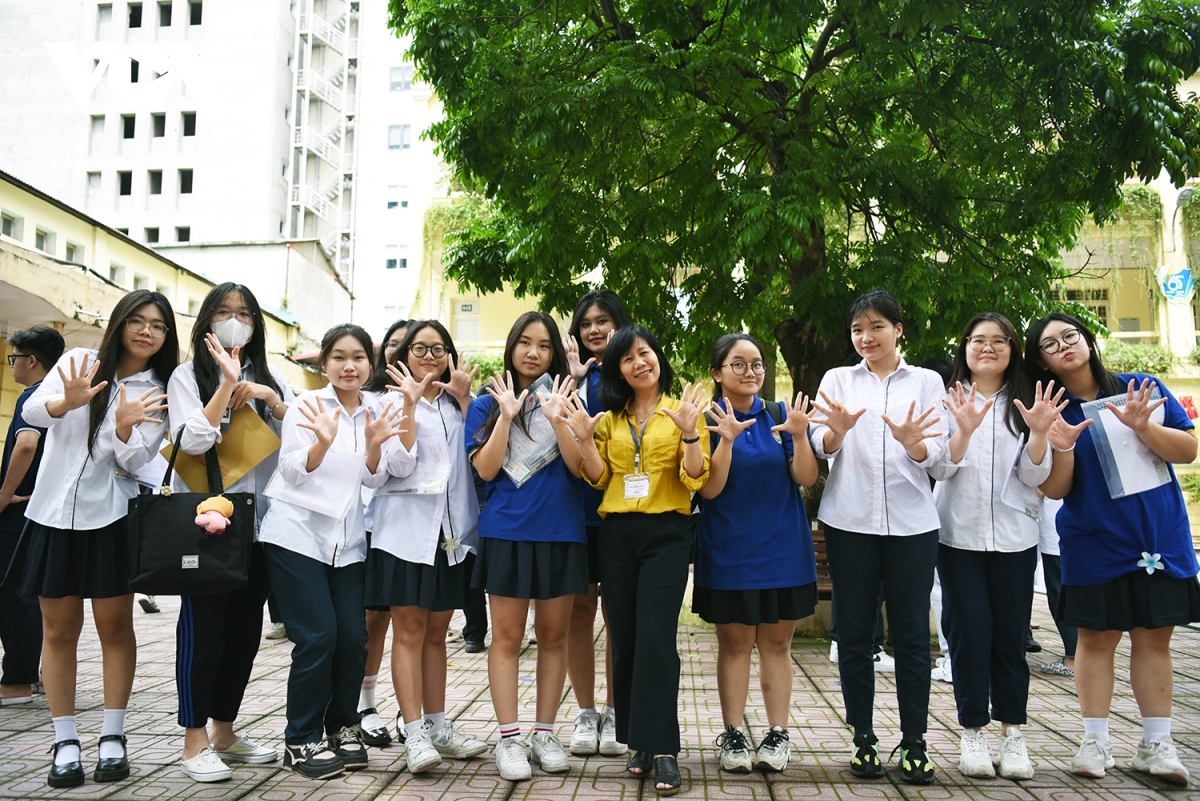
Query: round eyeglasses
722 360 766 376
409 343 448 358
1038 328 1082 354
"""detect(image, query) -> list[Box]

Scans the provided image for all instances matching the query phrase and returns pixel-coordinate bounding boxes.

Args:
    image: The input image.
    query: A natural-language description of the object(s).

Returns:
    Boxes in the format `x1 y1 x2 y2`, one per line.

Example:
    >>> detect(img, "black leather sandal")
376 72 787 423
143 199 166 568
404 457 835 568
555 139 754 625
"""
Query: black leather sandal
654 755 682 796
47 740 84 788
93 734 130 782
626 750 652 775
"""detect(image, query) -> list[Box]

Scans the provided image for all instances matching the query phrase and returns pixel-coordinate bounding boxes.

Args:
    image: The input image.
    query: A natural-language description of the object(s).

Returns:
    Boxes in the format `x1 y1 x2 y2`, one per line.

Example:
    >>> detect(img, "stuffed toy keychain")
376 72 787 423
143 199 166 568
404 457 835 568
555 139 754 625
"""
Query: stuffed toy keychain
195 496 235 535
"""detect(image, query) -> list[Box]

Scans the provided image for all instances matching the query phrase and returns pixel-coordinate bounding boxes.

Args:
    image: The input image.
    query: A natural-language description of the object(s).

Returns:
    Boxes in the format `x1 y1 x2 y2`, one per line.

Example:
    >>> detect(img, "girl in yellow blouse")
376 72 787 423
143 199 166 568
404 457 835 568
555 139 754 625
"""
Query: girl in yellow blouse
565 325 709 797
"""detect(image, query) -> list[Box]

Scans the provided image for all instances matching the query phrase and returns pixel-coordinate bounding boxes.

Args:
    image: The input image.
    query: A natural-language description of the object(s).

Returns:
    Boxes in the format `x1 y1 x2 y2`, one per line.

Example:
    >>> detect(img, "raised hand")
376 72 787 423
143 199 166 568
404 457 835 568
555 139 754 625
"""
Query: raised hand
483 371 528 421
563 335 595 381
433 352 479 400
296 396 340 448
1048 415 1093 451
364 402 407 449
538 375 576 422
945 382 994 437
773 392 815 438
204 333 242 384
881 401 943 449
1014 380 1067 435
661 382 706 435
813 390 867 435
564 393 605 442
114 384 168 431
1105 378 1167 433
386 362 434 407
705 398 756 442
58 354 108 411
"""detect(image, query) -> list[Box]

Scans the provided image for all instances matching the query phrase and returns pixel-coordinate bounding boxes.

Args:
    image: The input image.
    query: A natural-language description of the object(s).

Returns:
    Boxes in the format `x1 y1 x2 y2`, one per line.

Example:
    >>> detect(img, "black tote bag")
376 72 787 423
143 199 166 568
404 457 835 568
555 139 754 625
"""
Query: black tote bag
127 428 255 595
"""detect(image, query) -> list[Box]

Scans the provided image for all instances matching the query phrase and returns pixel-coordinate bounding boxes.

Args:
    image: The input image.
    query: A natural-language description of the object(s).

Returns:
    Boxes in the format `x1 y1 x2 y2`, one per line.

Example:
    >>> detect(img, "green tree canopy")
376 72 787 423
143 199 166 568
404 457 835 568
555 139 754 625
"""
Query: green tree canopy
390 0 1200 395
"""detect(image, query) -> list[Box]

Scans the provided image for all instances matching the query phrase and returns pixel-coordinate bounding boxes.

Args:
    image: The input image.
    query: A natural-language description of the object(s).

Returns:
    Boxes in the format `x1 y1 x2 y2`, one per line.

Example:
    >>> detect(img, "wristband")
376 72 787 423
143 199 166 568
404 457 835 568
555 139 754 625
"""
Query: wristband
681 434 700 444
1050 441 1075 452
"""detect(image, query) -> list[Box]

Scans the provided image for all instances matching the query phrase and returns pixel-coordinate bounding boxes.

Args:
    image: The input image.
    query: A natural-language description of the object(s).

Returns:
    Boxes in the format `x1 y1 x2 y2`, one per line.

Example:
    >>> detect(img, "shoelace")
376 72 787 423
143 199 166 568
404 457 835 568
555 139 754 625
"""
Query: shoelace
963 732 989 761
890 739 930 765
759 729 789 751
1079 738 1108 761
1000 734 1025 759
1148 739 1179 760
716 728 750 753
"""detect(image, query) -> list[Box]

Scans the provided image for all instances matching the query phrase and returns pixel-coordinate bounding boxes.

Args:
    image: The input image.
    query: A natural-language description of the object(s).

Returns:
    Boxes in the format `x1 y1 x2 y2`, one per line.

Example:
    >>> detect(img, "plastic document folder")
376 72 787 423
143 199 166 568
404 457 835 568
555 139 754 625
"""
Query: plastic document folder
162 406 281 493
1081 388 1171 499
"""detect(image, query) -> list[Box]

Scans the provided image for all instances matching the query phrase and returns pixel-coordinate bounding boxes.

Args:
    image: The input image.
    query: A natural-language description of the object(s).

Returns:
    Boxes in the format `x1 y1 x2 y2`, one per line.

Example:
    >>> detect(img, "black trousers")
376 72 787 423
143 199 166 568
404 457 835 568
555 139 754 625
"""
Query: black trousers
938 544 1036 728
825 527 937 737
598 512 690 755
175 544 270 727
264 544 367 745
830 588 886 648
1041 553 1078 659
462 598 488 642
0 526 40 685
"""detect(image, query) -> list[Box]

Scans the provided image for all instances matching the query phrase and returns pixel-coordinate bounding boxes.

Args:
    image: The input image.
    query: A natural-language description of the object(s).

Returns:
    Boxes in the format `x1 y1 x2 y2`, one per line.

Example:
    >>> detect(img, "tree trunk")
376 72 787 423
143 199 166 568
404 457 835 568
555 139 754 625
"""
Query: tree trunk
773 220 844 400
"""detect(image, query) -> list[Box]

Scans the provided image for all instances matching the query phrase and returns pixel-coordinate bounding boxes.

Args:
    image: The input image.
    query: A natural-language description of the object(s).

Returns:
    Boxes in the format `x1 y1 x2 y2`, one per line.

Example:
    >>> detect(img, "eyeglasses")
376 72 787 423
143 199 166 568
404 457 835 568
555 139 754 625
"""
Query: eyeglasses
6 353 29 366
966 336 1011 352
212 308 255 325
125 316 170 338
723 360 766 376
1038 328 1082 354
408 343 447 358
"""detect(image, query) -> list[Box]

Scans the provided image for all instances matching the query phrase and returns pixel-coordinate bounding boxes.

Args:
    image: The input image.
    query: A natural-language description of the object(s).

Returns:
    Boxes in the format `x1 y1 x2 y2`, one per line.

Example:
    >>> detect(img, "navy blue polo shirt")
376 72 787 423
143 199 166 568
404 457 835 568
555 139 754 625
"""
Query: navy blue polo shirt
580 363 606 527
695 396 818 591
1056 373 1199 585
464 394 586 543
0 384 46 532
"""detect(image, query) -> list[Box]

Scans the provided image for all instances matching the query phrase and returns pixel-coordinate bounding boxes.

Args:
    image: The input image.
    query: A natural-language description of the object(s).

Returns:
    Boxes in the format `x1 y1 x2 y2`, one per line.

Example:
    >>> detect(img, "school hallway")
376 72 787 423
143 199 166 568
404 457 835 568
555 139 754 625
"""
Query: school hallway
0 594 1197 800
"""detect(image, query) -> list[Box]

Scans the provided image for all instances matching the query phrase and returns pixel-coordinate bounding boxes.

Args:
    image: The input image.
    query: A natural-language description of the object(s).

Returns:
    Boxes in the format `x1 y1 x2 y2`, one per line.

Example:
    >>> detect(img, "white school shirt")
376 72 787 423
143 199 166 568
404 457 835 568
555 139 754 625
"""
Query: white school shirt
372 390 479 566
811 359 948 536
928 387 1051 552
166 361 294 520
257 384 389 566
23 348 168 531
1038 496 1064 556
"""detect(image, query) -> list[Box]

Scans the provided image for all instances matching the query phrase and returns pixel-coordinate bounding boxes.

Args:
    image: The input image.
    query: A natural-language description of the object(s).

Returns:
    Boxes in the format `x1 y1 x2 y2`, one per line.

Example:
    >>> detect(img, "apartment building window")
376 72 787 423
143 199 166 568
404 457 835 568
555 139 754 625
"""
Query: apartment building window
89 115 105 154
118 171 132 196
389 65 413 92
86 172 102 204
176 226 190 242
97 3 112 23
156 283 170 297
158 1 171 26
133 273 150 291
130 59 139 83
0 212 21 240
65 243 81 262
182 112 196 136
188 1 201 24
385 246 398 269
122 114 135 139
109 264 126 284
34 228 56 254
152 113 165 137
179 169 193 194
128 2 141 27
387 125 411 150
148 170 162 194
399 184 409 208
387 185 398 209
145 227 159 243
187 297 201 315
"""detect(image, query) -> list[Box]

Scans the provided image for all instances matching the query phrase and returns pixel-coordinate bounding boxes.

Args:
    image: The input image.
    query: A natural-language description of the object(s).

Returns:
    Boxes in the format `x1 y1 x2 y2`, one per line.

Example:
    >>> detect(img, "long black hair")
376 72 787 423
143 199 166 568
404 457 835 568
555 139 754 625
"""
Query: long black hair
948 313 1033 437
191 283 283 422
567 289 633 363
365 318 411 392
709 333 765 402
88 290 179 454
598 325 674 411
475 312 569 445
1024 312 1124 398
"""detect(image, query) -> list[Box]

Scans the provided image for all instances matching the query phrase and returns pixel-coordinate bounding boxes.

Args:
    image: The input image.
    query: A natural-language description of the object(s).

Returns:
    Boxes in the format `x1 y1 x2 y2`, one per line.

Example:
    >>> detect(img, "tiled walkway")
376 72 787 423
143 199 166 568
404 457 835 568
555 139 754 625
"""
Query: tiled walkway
1 594 1197 800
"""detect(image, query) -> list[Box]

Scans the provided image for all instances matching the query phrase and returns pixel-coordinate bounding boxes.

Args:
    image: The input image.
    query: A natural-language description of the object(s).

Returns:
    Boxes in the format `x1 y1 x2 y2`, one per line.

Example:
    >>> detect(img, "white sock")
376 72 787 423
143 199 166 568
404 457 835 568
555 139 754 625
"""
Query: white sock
404 718 425 741
52 717 80 766
580 706 597 716
423 711 446 735
1143 717 1171 743
358 674 377 712
1083 717 1110 744
99 709 127 759
534 721 553 735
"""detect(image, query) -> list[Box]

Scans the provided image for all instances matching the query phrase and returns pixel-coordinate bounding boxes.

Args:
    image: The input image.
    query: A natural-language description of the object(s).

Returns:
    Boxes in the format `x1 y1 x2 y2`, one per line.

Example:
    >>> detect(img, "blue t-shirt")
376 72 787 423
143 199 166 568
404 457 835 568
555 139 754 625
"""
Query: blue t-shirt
1056 373 1199 585
464 394 586 544
0 384 46 532
580 364 606 527
695 397 818 591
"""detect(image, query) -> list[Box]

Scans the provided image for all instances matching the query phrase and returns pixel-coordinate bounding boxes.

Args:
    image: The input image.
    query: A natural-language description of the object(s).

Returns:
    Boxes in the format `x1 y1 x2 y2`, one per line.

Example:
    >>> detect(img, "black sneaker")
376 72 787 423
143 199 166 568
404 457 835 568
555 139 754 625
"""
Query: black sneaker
891 736 936 784
329 725 369 770
850 732 884 778
284 741 345 780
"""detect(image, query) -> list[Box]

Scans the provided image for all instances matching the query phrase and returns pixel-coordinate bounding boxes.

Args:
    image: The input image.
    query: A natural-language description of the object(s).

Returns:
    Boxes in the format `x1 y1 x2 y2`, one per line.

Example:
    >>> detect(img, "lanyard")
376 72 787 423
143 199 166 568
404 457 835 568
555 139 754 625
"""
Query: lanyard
627 415 652 471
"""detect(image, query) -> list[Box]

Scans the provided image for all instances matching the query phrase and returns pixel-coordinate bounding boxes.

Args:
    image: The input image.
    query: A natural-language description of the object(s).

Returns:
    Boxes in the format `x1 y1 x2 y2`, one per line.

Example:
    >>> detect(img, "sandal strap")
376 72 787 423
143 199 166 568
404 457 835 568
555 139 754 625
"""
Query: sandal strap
97 734 127 745
654 755 682 785
48 739 81 755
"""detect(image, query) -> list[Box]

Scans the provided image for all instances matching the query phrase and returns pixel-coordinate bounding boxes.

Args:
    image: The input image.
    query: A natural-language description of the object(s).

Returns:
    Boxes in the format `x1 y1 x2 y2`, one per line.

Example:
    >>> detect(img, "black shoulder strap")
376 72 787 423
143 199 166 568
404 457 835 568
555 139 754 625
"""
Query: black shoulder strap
765 399 784 427
160 426 224 493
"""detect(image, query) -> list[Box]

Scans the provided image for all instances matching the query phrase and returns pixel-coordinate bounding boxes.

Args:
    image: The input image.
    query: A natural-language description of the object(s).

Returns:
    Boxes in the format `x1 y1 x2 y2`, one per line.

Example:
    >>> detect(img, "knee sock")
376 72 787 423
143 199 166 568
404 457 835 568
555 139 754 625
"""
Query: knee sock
358 674 377 712
499 722 520 739
99 709 127 759
423 711 446 735
52 717 80 766
1083 717 1110 744
1142 717 1171 743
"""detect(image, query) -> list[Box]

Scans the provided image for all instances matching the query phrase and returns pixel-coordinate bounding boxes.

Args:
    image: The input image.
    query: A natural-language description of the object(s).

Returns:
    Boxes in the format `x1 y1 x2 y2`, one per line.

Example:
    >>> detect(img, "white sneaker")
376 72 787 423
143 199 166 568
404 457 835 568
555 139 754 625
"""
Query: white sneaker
958 729 995 778
569 709 601 755
429 722 489 759
214 735 278 764
1130 735 1190 785
530 731 570 773
495 737 532 781
1070 733 1114 778
598 707 626 756
931 656 953 684
753 726 791 773
873 651 895 671
264 622 287 640
405 729 442 774
998 729 1034 780
179 747 233 782
716 727 753 773
829 641 839 663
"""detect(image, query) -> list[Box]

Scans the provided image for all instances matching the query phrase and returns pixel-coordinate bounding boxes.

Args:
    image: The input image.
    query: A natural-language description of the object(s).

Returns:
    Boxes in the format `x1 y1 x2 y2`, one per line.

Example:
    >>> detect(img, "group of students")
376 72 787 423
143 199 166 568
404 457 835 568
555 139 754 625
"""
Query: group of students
0 282 1196 796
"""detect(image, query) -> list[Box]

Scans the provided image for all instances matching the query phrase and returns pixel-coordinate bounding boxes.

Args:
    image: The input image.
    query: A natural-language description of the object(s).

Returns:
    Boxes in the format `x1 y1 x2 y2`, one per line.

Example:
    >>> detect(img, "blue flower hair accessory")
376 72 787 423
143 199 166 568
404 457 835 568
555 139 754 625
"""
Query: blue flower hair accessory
1137 552 1164 575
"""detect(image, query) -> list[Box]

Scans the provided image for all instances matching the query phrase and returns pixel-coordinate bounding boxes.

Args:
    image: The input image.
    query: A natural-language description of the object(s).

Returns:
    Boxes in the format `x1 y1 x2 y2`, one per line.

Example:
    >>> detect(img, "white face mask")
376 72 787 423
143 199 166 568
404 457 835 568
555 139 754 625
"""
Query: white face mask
212 317 253 349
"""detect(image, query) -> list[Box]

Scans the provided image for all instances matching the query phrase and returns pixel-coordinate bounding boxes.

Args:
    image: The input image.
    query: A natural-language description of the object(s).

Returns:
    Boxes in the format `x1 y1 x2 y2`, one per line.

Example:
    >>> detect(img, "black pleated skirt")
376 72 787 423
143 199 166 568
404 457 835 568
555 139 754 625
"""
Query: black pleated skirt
1058 570 1200 631
5 519 133 599
692 582 819 626
364 546 482 613
472 538 589 600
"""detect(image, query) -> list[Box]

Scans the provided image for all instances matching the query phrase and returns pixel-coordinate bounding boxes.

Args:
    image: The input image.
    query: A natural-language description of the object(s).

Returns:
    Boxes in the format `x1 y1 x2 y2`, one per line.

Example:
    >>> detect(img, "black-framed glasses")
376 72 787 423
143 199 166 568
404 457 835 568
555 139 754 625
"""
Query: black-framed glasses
723 360 766 376
409 343 447 358
125 316 170 338
966 336 1012 352
6 353 29 366
1038 328 1082 354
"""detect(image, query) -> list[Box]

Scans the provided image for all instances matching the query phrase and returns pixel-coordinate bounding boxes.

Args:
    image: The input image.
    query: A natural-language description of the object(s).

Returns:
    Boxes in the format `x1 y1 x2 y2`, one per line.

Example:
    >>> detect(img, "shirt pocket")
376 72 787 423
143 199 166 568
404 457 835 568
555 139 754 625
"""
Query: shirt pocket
640 429 680 474
607 436 636 475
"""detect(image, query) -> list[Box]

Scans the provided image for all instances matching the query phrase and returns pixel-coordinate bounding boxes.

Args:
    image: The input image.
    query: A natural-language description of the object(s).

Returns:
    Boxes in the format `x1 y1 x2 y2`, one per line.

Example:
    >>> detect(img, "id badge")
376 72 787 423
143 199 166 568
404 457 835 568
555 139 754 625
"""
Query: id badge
623 472 650 499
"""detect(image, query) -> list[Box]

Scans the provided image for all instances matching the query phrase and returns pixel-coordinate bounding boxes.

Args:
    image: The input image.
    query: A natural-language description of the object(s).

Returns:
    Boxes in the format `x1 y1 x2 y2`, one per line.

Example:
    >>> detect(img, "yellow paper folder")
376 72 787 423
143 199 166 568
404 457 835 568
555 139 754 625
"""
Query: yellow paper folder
161 406 282 493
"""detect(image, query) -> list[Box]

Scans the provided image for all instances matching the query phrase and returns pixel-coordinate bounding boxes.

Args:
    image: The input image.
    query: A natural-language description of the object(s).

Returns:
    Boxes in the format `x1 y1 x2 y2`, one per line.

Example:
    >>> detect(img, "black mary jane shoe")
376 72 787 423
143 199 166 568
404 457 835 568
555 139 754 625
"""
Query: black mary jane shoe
626 750 653 776
47 739 85 788
653 755 682 797
93 734 130 782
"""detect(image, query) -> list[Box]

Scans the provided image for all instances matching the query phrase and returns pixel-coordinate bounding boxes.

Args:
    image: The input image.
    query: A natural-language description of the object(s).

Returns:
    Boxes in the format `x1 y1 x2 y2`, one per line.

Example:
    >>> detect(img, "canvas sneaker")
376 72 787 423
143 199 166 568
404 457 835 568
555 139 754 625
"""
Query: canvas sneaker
715 727 753 773
429 722 489 759
530 731 570 773
998 729 1034 780
598 707 626 756
495 737 532 781
1130 735 1190 785
1069 733 1114 778
958 729 994 778
569 709 601 755
179 747 232 782
753 726 791 773
214 735 277 764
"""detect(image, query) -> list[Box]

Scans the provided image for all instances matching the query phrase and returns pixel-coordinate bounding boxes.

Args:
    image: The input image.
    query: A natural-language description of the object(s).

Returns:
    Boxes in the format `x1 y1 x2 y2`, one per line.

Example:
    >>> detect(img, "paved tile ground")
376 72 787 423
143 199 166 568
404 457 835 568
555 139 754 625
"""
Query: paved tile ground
2 592 1199 800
